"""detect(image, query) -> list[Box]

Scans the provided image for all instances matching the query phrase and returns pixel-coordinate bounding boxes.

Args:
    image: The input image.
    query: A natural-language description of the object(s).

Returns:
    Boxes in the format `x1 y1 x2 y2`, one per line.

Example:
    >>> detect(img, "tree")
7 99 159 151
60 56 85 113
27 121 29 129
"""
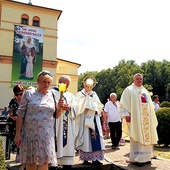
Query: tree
95 68 116 104
141 59 170 101
113 60 143 99
78 71 98 91
78 59 170 104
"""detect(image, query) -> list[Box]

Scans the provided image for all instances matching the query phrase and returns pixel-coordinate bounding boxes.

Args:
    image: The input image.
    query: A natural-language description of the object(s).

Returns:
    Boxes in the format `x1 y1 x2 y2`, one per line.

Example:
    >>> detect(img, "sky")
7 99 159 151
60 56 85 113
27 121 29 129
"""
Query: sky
14 0 170 74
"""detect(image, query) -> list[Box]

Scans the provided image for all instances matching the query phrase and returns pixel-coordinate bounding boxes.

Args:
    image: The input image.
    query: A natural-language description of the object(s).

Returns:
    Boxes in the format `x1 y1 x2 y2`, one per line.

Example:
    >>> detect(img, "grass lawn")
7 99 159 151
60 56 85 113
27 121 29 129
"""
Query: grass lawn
154 145 170 159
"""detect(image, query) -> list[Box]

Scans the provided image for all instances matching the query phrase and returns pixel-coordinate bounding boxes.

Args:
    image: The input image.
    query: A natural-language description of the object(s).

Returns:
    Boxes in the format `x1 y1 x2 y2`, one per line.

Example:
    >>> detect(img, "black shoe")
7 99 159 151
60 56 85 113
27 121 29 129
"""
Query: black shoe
83 161 92 165
143 161 151 165
113 146 120 149
48 167 58 170
133 161 151 167
151 155 157 159
134 162 144 167
56 166 62 169
112 145 116 149
63 165 72 170
49 166 62 170
112 146 119 149
92 160 103 165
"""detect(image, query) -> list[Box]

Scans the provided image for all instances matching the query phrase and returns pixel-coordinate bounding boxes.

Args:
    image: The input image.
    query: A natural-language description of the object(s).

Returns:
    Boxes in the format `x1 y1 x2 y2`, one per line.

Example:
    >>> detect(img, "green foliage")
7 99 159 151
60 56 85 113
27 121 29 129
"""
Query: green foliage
78 59 170 104
96 69 116 103
160 101 170 108
141 60 170 98
78 71 98 91
0 137 6 170
113 59 143 99
156 107 170 147
143 84 153 92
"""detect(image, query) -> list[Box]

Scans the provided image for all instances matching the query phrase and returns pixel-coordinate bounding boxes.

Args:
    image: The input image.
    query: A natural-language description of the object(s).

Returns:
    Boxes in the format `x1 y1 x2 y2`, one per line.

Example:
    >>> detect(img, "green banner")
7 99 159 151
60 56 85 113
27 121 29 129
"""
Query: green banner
12 25 44 88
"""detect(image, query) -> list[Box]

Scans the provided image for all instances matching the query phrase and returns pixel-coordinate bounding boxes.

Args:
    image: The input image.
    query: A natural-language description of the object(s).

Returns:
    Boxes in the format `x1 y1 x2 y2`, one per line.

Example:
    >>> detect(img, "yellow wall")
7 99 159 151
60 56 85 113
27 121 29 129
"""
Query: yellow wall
0 0 61 60
0 0 62 108
56 58 81 95
0 0 81 110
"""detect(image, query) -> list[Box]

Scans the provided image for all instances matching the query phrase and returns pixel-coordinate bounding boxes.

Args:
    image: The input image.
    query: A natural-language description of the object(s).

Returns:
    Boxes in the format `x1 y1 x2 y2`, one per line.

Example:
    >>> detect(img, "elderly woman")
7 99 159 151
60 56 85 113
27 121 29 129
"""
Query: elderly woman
14 70 63 170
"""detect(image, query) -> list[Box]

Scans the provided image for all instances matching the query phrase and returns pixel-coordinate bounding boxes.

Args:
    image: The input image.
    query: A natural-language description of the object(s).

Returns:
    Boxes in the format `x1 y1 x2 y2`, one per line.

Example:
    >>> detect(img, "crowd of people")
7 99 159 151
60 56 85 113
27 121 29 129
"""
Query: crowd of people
0 71 159 169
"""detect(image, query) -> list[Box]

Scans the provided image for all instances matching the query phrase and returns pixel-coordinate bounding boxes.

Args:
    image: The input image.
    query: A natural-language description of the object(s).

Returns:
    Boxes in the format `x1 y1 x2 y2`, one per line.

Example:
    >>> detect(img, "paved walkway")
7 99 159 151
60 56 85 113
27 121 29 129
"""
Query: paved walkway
6 138 170 170
103 139 170 170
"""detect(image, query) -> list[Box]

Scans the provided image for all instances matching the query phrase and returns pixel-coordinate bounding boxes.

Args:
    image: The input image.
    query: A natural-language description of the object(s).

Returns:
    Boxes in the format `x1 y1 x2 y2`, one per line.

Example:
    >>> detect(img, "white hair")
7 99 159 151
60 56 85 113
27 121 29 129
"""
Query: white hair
110 93 117 98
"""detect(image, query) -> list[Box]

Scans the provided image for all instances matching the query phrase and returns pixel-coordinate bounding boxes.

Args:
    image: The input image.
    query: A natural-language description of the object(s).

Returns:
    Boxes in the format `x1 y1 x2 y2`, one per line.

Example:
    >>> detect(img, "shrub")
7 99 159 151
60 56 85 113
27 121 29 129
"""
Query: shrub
0 136 6 170
160 101 170 108
156 107 170 147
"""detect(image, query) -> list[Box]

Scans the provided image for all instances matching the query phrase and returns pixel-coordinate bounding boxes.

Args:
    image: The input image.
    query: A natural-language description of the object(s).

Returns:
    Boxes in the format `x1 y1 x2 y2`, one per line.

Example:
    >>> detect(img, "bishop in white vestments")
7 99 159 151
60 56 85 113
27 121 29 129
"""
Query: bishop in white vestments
74 75 105 165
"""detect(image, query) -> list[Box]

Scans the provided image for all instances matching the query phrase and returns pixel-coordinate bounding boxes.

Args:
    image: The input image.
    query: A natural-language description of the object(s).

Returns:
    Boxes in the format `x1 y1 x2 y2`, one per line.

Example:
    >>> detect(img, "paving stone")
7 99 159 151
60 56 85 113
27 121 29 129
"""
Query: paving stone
6 139 170 170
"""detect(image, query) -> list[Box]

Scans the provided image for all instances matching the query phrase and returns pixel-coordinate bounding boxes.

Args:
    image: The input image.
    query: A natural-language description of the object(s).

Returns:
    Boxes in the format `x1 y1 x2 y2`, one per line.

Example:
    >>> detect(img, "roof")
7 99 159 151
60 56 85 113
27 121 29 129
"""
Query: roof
57 58 81 67
2 0 62 19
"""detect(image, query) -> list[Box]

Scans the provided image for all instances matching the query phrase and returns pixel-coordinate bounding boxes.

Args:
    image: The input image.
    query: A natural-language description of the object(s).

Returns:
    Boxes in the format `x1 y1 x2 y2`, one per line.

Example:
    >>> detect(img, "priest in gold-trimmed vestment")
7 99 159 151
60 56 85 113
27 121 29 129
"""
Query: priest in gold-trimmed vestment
120 73 158 167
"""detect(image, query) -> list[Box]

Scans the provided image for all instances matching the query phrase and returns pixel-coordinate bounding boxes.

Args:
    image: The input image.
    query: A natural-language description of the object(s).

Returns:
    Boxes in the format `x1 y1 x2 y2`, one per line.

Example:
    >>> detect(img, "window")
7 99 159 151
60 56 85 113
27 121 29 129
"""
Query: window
21 14 29 25
22 18 28 25
33 16 40 27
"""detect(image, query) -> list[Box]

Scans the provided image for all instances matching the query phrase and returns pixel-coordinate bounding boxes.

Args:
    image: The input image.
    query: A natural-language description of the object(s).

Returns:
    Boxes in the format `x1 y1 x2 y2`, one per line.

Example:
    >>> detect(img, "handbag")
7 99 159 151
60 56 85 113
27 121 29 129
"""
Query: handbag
52 92 57 152
52 92 57 118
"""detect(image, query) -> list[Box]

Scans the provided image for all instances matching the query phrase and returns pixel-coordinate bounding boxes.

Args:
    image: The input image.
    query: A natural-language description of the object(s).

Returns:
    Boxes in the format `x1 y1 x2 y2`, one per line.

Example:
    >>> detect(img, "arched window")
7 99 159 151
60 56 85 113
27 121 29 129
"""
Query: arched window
33 16 40 27
21 14 29 25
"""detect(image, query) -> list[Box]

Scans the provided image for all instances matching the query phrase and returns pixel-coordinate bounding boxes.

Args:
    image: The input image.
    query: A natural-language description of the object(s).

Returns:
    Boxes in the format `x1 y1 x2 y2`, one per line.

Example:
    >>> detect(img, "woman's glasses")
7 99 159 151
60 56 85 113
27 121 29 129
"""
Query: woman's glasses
15 93 23 96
